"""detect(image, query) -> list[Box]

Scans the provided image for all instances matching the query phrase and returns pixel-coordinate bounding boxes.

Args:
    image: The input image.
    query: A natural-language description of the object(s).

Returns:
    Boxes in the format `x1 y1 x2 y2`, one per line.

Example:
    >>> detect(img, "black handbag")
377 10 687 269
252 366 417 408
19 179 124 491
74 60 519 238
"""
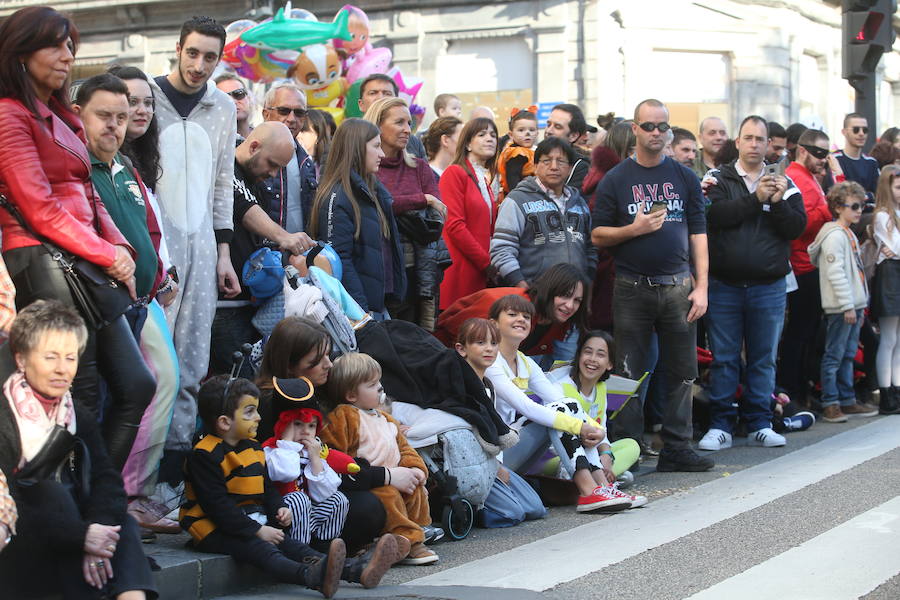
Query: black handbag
0 193 133 330
16 425 92 507
396 206 445 245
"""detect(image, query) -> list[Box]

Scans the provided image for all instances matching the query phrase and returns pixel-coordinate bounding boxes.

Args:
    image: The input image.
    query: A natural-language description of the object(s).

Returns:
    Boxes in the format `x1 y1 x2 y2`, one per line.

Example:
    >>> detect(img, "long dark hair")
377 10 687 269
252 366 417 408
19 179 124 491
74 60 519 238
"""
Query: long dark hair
452 117 498 181
569 329 615 391
0 7 80 118
528 263 590 331
256 316 331 391
108 65 162 190
309 118 389 240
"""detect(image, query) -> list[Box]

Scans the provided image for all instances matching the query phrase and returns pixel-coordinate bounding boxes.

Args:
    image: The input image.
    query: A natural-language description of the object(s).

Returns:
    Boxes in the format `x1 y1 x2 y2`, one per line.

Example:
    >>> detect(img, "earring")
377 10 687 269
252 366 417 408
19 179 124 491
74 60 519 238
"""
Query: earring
20 63 26 74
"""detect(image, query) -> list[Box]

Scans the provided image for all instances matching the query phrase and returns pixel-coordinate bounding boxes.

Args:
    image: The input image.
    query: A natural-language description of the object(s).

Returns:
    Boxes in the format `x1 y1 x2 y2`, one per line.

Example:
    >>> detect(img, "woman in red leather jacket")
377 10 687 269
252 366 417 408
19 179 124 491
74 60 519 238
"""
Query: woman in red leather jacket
0 7 156 470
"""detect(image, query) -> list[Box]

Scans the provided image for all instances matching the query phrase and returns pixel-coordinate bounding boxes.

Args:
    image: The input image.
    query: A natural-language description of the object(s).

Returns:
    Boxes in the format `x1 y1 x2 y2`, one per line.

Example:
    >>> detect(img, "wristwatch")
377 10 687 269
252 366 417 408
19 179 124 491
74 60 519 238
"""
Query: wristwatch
600 449 615 462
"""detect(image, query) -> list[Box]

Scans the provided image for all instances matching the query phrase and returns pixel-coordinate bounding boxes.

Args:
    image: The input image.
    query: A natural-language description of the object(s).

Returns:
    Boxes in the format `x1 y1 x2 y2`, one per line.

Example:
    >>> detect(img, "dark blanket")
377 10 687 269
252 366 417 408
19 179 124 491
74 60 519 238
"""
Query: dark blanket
356 320 511 446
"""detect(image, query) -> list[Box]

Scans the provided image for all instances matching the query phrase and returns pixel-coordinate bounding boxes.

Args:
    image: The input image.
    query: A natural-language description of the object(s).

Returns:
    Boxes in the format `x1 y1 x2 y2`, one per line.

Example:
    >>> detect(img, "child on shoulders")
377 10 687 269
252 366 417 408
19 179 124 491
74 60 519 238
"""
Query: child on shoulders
180 375 396 598
321 353 439 566
261 377 349 546
497 109 538 197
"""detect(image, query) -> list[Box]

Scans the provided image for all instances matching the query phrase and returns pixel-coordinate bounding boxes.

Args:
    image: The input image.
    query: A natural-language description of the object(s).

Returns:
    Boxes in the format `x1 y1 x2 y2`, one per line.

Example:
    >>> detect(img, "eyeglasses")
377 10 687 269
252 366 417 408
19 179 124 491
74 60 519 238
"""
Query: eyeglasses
267 106 308 118
128 97 154 110
537 157 571 167
842 202 863 211
851 126 869 135
801 144 829 160
638 121 671 133
226 88 248 100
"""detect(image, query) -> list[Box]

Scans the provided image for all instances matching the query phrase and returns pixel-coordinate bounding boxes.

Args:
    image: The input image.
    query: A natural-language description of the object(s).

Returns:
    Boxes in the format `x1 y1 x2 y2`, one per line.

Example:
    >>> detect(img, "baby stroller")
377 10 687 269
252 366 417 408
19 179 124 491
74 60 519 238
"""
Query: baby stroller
391 403 498 541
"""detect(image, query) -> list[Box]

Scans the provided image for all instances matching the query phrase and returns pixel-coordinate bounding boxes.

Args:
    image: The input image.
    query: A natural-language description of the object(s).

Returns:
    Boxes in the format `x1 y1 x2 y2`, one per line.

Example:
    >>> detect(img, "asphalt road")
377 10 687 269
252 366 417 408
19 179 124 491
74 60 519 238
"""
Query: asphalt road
214 415 900 600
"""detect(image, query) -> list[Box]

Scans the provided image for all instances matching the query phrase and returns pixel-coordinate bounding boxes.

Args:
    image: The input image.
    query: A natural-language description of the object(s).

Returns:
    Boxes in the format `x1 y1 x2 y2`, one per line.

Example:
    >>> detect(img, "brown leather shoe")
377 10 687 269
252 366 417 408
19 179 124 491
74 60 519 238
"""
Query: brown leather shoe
842 402 879 418
822 404 848 423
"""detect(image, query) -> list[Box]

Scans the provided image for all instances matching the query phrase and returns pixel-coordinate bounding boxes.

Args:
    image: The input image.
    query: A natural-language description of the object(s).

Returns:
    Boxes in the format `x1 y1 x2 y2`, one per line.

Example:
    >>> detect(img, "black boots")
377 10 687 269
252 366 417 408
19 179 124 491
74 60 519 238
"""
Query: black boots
341 534 398 589
879 388 900 415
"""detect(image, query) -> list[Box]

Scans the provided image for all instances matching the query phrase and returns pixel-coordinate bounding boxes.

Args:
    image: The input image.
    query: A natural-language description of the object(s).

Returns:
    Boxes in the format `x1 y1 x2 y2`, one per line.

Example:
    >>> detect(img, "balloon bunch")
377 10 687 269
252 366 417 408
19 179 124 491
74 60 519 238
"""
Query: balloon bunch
222 3 425 126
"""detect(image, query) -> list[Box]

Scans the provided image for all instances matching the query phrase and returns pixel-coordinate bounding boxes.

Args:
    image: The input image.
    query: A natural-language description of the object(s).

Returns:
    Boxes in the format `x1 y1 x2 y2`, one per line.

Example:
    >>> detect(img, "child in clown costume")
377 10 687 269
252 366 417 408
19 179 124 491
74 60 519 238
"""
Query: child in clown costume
262 378 350 545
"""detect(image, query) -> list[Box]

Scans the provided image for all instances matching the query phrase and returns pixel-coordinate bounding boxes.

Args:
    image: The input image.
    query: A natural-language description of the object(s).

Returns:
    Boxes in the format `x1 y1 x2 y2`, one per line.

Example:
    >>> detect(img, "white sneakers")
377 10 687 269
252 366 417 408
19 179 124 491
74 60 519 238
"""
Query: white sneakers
698 428 733 451
748 427 786 447
698 427 786 450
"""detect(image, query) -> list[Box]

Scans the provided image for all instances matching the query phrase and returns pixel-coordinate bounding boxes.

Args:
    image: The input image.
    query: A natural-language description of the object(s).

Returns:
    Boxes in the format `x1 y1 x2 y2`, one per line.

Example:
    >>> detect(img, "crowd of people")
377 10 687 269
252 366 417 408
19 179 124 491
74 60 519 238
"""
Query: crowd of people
1 6 899 599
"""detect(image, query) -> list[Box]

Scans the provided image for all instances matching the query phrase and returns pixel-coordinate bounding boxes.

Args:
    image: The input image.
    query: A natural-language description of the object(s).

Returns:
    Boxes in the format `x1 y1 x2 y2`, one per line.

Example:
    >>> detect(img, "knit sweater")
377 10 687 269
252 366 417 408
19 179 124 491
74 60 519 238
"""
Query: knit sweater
375 154 439 216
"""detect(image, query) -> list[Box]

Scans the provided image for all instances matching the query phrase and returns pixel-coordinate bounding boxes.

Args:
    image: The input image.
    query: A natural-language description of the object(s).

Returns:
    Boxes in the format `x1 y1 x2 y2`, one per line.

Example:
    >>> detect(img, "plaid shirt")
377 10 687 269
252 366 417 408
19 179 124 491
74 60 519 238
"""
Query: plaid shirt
0 256 14 341
0 470 16 535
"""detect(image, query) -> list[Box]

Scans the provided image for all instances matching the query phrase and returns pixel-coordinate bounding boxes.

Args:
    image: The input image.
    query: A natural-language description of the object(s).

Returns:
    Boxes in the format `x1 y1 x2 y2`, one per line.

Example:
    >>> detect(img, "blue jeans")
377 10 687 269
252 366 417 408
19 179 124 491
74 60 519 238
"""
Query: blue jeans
706 278 786 433
821 309 864 407
502 421 551 474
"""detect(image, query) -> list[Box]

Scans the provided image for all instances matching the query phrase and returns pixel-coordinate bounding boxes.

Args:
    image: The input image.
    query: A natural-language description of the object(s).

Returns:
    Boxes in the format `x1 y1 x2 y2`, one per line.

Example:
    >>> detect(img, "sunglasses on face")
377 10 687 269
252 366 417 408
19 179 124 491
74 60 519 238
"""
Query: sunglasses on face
851 126 869 134
226 88 248 100
801 144 829 160
267 106 308 118
638 121 671 133
842 202 863 211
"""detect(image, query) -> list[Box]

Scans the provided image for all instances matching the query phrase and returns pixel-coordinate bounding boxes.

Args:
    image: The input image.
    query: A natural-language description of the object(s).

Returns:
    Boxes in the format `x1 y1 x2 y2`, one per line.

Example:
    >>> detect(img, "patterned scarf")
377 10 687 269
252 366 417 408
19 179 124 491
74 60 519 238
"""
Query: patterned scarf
4 371 75 469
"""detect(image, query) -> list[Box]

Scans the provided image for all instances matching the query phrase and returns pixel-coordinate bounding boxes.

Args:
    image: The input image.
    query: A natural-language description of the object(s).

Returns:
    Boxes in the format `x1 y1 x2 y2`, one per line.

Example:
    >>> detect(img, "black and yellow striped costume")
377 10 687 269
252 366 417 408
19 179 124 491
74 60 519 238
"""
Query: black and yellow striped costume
179 434 285 543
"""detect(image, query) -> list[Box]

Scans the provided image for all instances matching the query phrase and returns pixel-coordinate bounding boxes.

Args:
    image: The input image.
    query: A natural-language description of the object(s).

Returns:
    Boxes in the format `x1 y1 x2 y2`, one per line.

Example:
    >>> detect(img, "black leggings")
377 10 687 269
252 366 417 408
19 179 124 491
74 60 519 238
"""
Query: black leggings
4 246 156 469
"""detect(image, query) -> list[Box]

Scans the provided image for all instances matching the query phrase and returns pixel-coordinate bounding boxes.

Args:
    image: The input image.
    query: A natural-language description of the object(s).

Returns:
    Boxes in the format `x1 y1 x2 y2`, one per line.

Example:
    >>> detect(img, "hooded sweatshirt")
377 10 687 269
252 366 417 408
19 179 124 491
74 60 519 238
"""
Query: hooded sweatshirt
808 221 869 314
490 176 596 285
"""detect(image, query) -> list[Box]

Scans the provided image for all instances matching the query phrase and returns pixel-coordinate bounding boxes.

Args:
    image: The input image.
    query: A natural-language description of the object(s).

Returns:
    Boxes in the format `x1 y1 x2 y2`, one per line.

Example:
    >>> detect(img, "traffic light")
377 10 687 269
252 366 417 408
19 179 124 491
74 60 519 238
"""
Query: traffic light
842 0 897 80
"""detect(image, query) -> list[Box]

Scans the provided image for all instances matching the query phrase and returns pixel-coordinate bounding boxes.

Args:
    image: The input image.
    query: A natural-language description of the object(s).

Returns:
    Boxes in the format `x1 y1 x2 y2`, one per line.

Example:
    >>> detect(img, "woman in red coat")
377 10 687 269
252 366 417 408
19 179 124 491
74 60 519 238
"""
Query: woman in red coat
438 117 499 309
0 7 155 469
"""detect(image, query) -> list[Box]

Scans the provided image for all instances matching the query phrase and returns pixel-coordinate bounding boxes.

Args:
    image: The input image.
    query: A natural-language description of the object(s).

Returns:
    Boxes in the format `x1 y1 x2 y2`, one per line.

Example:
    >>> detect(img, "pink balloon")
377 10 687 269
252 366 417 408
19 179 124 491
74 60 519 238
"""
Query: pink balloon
345 46 392 83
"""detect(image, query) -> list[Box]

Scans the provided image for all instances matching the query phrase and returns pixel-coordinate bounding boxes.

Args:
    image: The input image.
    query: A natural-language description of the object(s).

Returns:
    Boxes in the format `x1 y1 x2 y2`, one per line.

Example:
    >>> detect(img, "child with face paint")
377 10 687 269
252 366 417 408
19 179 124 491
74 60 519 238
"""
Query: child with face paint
262 378 350 546
180 375 397 598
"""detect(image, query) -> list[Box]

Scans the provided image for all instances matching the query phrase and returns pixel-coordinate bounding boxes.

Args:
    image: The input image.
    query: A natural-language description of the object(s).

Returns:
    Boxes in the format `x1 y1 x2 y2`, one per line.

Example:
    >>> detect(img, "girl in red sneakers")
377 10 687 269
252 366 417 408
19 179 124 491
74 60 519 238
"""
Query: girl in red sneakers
547 330 646 512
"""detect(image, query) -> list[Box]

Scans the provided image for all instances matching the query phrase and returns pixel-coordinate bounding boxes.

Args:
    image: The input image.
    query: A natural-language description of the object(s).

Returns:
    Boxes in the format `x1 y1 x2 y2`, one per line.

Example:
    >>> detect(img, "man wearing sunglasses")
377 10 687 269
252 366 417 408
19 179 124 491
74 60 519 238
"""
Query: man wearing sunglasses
781 129 846 407
699 115 806 452
216 73 253 139
592 99 712 473
259 82 318 247
834 112 880 199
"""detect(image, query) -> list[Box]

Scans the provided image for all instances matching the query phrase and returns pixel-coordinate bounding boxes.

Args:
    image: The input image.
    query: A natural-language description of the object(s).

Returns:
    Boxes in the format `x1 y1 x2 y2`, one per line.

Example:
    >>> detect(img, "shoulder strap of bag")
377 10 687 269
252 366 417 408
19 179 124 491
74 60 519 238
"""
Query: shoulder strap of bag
0 193 74 267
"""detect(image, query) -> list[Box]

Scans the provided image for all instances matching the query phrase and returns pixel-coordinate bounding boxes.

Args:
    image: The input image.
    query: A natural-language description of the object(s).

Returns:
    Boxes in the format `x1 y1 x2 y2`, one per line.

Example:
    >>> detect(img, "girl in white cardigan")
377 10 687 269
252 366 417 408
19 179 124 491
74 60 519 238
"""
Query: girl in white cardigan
872 166 900 414
808 181 876 423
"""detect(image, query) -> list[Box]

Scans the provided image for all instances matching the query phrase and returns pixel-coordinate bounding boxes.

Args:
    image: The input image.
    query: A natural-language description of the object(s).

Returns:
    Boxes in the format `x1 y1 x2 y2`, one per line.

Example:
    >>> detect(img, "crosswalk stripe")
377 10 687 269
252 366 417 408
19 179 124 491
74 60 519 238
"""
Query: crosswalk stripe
408 418 900 591
685 495 900 599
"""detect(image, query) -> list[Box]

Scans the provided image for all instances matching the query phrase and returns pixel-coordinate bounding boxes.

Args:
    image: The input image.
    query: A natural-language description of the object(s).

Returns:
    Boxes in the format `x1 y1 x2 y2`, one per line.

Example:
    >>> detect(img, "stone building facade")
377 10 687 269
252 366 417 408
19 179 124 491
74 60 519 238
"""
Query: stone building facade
2 0 897 137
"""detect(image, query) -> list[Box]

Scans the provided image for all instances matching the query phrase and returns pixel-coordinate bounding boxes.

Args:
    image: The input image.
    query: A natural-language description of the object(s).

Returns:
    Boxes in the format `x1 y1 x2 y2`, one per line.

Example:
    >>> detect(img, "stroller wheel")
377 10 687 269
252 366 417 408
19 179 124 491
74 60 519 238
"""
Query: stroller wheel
442 498 474 540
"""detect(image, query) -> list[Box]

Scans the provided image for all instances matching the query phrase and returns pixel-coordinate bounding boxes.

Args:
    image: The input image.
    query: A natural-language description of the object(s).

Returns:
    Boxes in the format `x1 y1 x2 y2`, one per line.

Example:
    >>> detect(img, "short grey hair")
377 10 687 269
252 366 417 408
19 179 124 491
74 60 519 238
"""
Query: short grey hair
264 82 307 109
10 299 89 357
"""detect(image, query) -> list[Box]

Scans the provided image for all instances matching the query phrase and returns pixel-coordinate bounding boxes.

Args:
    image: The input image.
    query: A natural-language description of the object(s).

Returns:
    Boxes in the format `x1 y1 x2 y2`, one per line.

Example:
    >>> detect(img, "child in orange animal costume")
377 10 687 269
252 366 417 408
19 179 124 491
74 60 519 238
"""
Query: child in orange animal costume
320 353 439 566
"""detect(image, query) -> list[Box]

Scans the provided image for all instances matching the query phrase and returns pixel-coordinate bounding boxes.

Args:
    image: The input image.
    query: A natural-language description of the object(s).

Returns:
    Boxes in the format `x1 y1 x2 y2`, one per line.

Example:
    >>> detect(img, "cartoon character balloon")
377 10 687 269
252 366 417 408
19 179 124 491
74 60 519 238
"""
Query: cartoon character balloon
333 5 369 58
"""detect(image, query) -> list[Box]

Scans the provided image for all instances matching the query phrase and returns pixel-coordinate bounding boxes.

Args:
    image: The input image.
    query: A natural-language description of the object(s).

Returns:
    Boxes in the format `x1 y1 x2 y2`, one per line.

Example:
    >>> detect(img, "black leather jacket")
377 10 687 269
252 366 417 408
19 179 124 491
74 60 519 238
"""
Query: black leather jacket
706 161 807 285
